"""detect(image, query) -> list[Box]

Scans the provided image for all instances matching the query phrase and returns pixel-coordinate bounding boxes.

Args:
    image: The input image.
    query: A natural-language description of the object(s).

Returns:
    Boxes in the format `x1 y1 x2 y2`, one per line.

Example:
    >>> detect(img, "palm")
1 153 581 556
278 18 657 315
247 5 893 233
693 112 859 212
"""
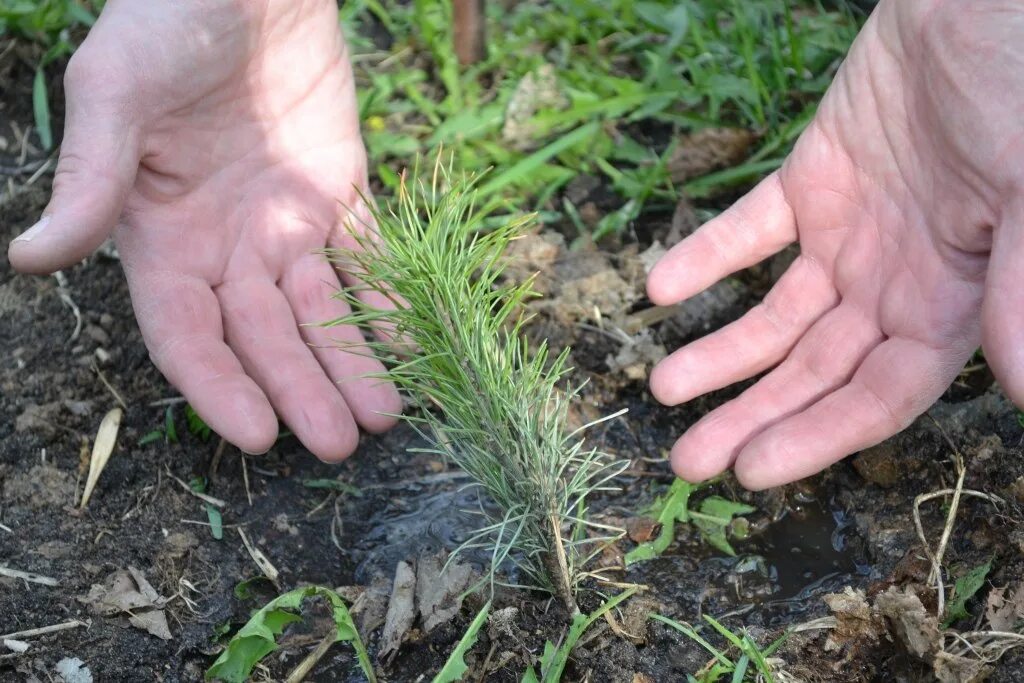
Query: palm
11 0 400 459
648 0 1023 489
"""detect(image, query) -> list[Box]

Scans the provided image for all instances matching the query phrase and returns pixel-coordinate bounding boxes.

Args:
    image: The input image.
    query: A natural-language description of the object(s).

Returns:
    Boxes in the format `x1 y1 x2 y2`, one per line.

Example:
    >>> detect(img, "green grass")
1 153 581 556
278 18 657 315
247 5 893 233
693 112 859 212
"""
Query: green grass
651 612 789 682
1 0 100 149
342 0 862 232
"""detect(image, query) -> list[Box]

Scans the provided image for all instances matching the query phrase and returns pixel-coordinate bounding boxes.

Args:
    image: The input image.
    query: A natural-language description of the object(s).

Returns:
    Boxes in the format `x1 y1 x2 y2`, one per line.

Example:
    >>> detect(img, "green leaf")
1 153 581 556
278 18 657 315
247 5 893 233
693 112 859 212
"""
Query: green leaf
302 479 363 497
206 586 375 683
943 558 993 627
138 430 164 446
234 576 275 601
164 406 178 444
431 601 491 683
186 404 213 441
521 668 540 683
205 504 223 541
625 479 695 564
692 497 756 556
536 588 637 683
32 66 51 150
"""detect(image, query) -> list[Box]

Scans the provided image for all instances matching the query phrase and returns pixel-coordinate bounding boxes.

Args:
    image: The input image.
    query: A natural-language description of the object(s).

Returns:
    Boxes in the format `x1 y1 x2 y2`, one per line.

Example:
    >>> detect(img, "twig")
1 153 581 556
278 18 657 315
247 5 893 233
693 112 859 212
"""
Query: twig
208 437 227 481
0 566 59 586
91 361 127 410
285 630 336 683
52 271 82 343
0 522 12 534
148 396 187 407
241 452 253 506
238 529 280 588
166 469 227 508
913 488 1003 619
0 619 89 640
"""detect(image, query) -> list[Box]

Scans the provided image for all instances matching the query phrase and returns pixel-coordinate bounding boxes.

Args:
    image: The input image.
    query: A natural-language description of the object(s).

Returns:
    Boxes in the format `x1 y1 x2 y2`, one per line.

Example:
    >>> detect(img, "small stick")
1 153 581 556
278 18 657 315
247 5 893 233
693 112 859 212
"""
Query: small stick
149 397 187 407
241 453 253 507
0 619 89 640
208 437 227 481
238 529 280 588
452 0 486 65
166 470 227 508
0 522 12 533
53 271 82 343
91 361 127 410
0 566 59 586
284 630 336 683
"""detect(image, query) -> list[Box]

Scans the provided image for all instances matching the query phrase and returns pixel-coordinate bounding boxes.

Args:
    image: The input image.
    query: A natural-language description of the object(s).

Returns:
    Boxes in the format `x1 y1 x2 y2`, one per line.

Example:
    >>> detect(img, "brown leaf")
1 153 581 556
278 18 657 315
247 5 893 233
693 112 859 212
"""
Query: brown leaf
624 517 659 544
822 587 884 653
875 585 941 658
416 553 474 633
985 584 1024 631
667 127 758 183
80 567 171 640
379 561 416 661
933 651 993 683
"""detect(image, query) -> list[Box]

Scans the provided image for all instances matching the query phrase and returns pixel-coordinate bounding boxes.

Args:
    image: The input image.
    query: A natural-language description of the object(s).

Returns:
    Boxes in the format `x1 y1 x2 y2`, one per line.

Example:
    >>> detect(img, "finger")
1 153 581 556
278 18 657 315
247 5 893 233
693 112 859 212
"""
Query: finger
128 271 278 454
733 337 967 490
8 53 141 274
217 277 363 462
671 303 883 483
982 198 1024 407
650 254 838 406
279 253 402 433
646 172 797 306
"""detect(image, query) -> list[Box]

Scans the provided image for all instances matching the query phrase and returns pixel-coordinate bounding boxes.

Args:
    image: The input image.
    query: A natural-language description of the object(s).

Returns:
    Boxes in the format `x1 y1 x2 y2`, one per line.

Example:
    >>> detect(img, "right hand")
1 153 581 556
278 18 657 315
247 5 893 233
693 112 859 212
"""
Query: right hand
8 0 402 461
647 0 1024 489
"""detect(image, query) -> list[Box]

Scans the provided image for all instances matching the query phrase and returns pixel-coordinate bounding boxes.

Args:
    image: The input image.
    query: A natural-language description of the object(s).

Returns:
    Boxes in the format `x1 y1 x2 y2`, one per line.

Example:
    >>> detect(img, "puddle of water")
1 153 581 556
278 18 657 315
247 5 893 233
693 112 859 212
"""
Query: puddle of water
741 496 862 600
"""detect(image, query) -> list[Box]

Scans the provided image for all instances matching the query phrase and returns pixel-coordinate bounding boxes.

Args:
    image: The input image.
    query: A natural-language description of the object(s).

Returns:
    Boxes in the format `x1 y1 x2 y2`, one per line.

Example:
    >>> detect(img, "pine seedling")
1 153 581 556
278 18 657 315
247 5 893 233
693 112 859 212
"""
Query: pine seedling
324 158 627 615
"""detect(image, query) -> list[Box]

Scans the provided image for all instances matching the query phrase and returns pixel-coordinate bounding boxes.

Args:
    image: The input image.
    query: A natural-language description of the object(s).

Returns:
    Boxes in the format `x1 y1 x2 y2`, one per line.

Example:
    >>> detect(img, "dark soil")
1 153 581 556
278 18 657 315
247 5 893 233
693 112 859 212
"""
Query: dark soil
2 36 1024 683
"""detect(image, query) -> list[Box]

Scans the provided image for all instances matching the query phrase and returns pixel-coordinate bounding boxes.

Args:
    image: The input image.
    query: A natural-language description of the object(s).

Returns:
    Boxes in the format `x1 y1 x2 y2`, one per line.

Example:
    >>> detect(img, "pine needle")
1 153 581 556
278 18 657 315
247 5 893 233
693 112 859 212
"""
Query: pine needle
324 157 626 614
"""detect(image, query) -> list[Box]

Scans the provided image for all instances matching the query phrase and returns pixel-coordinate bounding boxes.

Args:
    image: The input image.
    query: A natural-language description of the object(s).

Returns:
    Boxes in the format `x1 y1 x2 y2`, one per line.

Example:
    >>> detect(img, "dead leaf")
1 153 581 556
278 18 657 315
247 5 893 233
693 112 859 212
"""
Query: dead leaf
502 64 568 148
80 567 171 640
822 587 883 653
605 330 666 381
379 560 416 661
416 554 474 633
667 127 758 183
875 585 940 658
80 407 122 508
624 517 658 544
340 577 390 639
933 651 994 683
985 584 1024 631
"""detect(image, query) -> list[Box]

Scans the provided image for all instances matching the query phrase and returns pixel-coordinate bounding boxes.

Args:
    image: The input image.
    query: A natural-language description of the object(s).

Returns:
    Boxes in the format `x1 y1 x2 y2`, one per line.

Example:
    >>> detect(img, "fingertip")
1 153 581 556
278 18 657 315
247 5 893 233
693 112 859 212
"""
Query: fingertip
352 384 402 434
199 384 278 456
648 360 677 406
298 396 361 463
646 258 682 307
669 429 728 484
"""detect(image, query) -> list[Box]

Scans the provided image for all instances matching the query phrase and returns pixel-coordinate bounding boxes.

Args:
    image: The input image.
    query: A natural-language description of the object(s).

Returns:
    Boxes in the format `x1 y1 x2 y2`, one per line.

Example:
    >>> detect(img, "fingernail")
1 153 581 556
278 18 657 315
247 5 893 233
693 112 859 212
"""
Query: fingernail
13 216 51 243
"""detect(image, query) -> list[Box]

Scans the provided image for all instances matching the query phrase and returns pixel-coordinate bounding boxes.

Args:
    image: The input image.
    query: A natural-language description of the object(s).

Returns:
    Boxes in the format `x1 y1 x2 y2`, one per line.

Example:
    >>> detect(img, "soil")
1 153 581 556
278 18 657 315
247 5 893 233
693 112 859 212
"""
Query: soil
3 35 1024 683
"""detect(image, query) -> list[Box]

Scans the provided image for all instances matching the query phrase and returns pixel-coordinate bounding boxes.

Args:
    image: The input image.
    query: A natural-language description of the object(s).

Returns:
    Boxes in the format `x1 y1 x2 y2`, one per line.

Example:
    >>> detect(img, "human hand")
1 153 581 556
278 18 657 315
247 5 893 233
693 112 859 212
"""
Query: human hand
7 0 401 460
646 0 1024 489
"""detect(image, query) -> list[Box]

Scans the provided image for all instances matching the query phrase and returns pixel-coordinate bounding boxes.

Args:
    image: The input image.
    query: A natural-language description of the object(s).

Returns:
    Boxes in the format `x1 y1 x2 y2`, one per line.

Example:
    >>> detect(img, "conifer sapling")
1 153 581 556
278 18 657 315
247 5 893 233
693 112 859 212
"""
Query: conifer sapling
324 159 626 615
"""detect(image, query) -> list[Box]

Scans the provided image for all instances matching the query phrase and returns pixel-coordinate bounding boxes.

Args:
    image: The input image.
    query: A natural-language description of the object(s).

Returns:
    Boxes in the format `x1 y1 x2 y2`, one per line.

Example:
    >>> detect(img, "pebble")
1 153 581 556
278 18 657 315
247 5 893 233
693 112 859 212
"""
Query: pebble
85 324 110 345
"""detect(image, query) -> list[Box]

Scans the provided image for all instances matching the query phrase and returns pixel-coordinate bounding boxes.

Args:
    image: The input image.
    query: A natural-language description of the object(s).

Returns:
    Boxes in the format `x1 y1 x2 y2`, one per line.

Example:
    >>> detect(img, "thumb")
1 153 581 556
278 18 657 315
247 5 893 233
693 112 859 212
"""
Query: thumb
7 56 141 275
982 195 1024 408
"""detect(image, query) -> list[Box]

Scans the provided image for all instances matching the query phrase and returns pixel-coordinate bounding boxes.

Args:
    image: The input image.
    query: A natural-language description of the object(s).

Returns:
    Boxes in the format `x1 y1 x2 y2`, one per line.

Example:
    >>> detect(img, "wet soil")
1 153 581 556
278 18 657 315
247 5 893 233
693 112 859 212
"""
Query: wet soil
3 35 1024 683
